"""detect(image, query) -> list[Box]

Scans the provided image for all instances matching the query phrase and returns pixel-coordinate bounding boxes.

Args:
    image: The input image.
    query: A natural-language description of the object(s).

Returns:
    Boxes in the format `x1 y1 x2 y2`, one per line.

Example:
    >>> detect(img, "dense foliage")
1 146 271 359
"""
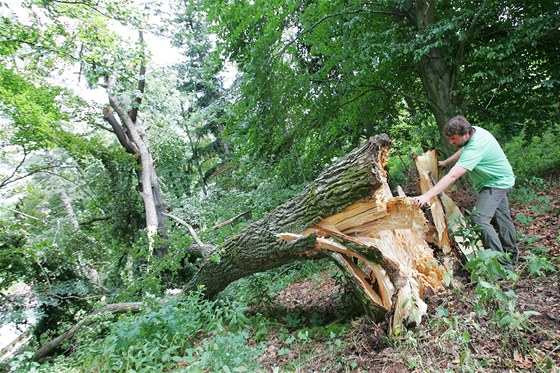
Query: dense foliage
201 0 560 169
0 0 558 370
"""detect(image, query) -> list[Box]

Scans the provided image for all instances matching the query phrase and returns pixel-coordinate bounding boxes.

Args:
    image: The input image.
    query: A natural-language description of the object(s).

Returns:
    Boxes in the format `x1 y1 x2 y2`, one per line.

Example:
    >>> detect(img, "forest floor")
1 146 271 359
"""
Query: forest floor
255 179 560 372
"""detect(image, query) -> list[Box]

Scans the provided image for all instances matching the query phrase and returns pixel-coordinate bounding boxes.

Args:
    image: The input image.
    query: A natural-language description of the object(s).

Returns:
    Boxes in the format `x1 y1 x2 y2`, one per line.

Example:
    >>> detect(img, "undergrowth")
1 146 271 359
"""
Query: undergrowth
10 291 268 372
11 247 556 372
5 178 558 372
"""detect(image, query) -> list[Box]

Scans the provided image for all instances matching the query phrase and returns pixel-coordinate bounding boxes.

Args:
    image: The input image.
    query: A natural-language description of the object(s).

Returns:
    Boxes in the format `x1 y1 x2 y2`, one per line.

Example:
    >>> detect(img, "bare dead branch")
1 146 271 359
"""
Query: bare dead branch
0 207 44 222
0 145 29 188
93 122 115 133
129 31 146 124
164 212 204 247
33 302 143 361
0 165 56 189
213 211 252 229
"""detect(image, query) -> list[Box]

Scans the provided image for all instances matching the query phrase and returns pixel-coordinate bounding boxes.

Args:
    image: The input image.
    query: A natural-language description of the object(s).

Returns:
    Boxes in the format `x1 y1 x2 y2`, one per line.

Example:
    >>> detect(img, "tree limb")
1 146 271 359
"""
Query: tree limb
0 207 44 222
32 302 143 361
102 107 138 154
213 211 252 229
274 5 400 59
129 31 146 124
0 166 56 189
93 122 115 133
0 145 30 189
359 83 432 107
164 212 204 247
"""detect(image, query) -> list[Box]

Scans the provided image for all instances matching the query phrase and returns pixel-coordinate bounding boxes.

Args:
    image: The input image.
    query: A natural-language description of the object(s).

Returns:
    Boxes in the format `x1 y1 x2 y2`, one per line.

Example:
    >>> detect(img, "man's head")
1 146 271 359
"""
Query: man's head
443 116 474 148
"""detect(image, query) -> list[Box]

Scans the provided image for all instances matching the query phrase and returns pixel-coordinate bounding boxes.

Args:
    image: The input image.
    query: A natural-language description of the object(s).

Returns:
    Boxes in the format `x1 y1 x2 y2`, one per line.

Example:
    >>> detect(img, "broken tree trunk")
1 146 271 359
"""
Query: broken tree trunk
414 149 481 263
185 134 455 332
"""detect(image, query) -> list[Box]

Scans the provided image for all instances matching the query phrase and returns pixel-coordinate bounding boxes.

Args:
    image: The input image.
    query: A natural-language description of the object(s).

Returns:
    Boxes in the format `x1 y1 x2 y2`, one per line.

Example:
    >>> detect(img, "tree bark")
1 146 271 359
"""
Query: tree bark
185 134 392 295
410 0 460 156
102 31 168 257
185 134 458 332
107 93 164 256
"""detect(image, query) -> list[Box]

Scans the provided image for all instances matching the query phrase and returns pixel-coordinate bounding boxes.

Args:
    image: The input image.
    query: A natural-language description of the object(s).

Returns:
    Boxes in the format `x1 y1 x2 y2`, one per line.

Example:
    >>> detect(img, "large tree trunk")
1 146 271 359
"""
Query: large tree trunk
411 0 458 156
409 0 490 156
186 134 461 331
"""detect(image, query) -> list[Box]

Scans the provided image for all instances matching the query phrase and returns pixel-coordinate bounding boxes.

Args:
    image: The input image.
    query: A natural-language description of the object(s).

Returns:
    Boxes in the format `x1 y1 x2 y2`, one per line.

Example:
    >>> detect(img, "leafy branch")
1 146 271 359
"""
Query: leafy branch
274 4 401 59
359 83 432 108
0 146 58 189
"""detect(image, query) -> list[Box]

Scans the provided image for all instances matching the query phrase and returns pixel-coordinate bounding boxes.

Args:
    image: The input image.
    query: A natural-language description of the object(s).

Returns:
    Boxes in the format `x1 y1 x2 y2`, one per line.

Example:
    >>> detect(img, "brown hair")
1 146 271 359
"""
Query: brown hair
443 116 474 136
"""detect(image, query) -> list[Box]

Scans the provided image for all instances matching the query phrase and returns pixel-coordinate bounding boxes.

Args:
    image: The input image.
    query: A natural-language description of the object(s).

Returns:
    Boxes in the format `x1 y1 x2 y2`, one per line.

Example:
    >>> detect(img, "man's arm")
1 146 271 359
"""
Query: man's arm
411 165 468 208
438 149 462 168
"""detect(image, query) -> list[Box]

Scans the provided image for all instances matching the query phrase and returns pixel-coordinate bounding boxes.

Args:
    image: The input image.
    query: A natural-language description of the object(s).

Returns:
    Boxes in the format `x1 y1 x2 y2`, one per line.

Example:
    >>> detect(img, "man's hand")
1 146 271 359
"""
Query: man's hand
438 160 446 168
411 165 467 209
411 194 431 208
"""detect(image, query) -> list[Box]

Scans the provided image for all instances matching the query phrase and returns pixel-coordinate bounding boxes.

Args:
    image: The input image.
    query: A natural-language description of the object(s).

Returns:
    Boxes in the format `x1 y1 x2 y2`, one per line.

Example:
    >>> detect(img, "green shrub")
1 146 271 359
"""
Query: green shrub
509 177 556 207
504 124 560 179
35 293 267 372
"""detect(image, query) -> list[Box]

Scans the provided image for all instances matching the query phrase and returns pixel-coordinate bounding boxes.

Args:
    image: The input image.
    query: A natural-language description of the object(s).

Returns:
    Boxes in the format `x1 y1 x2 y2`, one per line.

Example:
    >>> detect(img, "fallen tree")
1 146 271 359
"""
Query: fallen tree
33 134 473 360
185 134 464 331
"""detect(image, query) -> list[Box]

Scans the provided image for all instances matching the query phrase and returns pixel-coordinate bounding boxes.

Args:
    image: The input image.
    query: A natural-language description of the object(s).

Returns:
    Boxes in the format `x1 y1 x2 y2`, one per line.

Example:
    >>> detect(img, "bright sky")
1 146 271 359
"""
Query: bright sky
2 0 184 100
72 30 185 104
2 0 236 104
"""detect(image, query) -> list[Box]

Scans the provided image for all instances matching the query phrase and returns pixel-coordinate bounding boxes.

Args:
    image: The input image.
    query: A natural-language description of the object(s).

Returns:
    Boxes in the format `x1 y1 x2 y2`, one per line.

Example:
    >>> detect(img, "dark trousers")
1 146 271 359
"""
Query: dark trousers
472 187 518 268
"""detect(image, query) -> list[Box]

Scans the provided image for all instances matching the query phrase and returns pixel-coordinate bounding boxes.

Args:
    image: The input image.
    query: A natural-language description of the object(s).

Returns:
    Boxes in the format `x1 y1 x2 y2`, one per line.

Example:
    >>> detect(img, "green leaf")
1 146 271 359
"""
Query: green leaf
498 314 513 328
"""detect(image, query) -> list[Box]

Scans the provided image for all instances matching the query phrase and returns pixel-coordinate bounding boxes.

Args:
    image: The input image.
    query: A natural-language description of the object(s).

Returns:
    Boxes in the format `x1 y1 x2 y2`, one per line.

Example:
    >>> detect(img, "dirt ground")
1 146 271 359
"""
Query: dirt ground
255 180 560 372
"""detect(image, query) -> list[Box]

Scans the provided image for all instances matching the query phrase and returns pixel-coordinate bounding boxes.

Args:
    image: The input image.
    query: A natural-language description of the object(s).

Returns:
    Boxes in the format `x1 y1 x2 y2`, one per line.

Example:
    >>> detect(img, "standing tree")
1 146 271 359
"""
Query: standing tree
101 32 168 257
200 0 559 167
0 0 183 342
167 0 232 193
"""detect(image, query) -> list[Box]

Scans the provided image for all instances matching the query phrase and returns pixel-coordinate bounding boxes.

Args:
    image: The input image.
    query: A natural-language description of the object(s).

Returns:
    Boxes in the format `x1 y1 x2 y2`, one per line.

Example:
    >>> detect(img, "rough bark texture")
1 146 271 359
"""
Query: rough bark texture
413 0 458 155
409 0 459 156
185 135 456 332
185 134 393 297
409 0 492 156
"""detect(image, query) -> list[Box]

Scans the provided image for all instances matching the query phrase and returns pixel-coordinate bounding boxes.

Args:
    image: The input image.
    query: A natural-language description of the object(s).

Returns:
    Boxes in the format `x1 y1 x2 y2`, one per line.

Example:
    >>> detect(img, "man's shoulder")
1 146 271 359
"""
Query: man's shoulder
472 126 497 144
473 126 491 136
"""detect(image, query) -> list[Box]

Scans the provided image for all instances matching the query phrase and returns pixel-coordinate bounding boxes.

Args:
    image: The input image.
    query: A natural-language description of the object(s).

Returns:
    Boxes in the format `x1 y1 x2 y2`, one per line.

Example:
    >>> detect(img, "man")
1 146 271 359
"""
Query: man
411 116 518 269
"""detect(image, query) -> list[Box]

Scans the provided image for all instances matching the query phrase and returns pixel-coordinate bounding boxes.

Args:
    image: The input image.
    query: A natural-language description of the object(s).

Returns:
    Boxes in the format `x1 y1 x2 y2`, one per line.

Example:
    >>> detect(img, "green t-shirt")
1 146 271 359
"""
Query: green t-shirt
456 126 515 192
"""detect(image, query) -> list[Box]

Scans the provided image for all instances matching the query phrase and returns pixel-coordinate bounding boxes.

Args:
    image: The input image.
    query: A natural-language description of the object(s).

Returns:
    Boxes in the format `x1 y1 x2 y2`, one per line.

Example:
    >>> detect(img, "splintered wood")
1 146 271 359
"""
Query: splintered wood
414 149 481 262
185 135 472 334
279 147 454 332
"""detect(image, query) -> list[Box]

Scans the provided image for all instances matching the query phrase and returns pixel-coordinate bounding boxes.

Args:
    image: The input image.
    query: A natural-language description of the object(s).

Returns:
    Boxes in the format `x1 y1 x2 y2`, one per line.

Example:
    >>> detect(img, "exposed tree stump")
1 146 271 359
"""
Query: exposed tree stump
185 134 462 332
